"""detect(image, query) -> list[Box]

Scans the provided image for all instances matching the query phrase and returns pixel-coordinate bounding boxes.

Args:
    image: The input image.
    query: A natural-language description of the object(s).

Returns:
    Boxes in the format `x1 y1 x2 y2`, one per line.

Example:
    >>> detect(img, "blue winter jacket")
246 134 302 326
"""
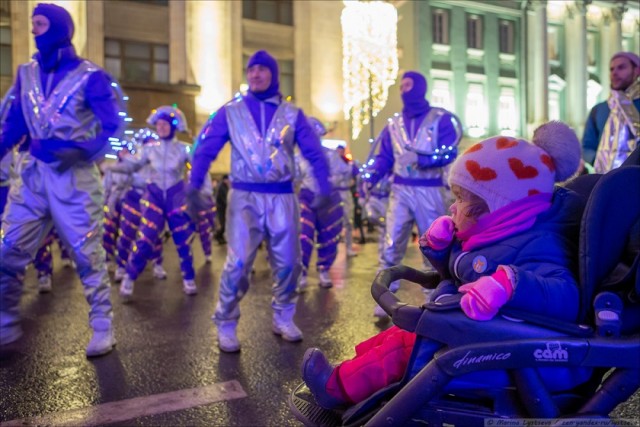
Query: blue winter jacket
421 186 583 323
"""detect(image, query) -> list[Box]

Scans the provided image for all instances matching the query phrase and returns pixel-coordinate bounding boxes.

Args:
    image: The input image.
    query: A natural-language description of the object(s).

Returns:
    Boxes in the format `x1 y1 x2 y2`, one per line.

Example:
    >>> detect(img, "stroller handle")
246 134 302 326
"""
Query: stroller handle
371 265 440 331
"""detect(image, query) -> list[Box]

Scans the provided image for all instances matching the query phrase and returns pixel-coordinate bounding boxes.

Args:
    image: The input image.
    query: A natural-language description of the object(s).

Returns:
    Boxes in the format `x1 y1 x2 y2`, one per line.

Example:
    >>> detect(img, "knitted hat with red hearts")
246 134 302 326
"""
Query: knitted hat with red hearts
448 121 581 213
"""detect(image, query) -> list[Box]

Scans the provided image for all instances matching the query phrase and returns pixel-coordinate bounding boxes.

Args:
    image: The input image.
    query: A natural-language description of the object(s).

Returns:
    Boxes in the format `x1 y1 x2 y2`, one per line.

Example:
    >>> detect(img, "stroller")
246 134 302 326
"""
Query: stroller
289 159 640 426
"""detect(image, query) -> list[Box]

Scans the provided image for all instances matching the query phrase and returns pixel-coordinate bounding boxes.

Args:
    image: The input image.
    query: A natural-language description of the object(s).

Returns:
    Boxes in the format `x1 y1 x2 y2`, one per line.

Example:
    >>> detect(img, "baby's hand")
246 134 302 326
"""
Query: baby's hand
459 269 514 321
420 216 455 250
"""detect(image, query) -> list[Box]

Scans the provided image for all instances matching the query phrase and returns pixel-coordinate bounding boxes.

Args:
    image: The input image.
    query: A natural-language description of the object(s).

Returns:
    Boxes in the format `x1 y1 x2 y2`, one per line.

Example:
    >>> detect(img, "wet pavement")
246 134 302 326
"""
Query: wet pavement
1 230 638 426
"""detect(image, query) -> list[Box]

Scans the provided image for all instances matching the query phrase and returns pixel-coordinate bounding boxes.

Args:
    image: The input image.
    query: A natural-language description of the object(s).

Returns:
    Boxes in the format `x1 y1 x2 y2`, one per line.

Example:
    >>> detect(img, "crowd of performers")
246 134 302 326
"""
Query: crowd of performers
0 3 466 357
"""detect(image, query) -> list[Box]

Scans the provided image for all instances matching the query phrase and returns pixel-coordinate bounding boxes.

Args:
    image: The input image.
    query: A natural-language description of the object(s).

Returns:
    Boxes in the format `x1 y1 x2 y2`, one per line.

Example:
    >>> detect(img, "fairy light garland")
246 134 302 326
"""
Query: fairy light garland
341 0 399 140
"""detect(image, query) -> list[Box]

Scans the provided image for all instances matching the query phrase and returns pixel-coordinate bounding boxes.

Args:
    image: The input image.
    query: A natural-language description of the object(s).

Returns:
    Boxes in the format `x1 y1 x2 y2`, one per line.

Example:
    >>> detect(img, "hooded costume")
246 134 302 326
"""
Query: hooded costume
0 3 124 357
189 50 331 352
365 71 462 297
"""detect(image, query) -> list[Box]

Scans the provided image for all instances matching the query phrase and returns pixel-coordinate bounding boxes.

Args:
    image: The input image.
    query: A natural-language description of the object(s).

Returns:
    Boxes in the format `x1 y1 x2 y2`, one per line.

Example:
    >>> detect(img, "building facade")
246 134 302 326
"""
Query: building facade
1 0 638 167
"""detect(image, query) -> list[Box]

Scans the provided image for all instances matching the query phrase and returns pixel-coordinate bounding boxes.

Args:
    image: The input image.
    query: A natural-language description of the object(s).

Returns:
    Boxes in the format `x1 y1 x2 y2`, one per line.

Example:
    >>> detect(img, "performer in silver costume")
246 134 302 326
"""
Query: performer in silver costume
333 143 358 257
188 50 331 353
103 147 134 269
362 71 463 317
359 137 392 266
112 129 166 283
583 51 639 173
0 4 124 356
296 117 344 290
115 106 196 300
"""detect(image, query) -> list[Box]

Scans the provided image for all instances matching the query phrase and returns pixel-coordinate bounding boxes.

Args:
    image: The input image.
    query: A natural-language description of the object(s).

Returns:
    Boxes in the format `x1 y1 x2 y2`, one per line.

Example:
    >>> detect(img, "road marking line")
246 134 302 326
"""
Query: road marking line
1 380 247 427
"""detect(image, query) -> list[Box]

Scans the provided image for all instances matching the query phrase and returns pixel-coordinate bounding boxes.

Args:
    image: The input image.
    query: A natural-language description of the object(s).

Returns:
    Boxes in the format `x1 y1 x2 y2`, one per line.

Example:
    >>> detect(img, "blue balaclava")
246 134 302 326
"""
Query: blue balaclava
247 50 280 100
32 3 74 71
401 71 430 118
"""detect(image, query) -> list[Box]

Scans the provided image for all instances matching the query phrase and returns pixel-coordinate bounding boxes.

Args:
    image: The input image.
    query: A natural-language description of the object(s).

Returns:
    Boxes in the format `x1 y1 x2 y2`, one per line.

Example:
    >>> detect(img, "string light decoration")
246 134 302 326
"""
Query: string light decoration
341 0 399 140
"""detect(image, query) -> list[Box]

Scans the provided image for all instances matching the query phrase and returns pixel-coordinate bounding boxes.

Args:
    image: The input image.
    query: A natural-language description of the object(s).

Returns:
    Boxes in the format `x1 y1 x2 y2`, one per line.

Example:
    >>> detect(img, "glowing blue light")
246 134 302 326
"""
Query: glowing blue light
111 82 118 87
118 112 127 117
105 153 117 159
124 118 133 122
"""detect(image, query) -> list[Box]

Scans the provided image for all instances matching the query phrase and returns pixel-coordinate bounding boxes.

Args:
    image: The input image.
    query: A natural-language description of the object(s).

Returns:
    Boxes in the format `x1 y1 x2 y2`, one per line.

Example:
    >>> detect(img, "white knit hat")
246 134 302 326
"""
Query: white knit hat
448 121 581 212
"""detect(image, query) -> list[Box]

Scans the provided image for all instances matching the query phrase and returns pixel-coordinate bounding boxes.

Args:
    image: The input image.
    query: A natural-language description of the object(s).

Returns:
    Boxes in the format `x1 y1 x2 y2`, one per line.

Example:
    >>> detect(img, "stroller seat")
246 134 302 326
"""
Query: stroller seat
289 163 640 427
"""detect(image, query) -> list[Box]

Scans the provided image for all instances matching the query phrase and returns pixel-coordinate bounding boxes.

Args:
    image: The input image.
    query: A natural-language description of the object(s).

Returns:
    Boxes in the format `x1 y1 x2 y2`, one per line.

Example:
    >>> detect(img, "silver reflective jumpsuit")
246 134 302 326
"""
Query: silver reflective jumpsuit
0 61 118 335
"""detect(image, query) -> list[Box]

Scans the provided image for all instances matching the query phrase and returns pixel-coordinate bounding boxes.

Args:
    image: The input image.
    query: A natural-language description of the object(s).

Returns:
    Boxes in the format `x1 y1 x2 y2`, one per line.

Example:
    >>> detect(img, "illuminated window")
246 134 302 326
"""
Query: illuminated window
498 87 518 136
465 82 487 138
586 79 602 110
432 9 449 45
467 15 483 50
547 26 560 63
0 0 10 77
431 79 453 112
280 59 294 100
105 39 169 84
548 74 566 121
549 91 560 121
587 32 597 67
243 0 293 26
498 20 514 54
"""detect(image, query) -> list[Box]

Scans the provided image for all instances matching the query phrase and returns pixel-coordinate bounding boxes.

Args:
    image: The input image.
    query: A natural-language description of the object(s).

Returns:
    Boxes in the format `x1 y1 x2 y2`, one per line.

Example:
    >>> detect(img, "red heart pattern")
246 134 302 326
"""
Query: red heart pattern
540 154 555 172
496 137 518 150
508 158 539 179
466 160 497 181
464 144 483 155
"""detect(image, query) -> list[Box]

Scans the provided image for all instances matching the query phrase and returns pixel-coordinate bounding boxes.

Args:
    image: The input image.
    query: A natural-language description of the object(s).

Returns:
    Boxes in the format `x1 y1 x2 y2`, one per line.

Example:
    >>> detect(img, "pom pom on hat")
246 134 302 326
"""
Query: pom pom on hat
448 121 580 212
531 121 581 182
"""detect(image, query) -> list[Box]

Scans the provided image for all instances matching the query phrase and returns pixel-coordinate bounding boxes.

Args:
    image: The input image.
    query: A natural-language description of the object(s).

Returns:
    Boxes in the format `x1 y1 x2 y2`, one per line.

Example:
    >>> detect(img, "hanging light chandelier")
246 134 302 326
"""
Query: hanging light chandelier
341 0 399 140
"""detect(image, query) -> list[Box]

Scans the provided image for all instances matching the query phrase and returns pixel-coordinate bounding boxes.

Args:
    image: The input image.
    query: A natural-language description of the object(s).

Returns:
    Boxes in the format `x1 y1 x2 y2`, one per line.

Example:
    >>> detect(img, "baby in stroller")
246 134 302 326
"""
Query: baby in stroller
301 121 584 410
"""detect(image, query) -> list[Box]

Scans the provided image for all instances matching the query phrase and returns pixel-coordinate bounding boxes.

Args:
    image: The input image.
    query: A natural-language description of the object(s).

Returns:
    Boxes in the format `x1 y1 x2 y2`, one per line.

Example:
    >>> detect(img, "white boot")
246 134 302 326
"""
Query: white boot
183 279 197 295
86 318 116 357
114 267 126 282
297 274 308 293
153 264 167 279
216 320 240 353
38 275 52 293
119 275 135 302
272 306 303 342
318 270 332 289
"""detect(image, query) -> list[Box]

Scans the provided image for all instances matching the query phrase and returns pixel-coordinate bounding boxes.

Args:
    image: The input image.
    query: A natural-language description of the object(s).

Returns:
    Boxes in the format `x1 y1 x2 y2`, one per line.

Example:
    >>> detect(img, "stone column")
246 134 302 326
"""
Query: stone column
600 2 625 91
85 0 104 66
11 0 31 66
565 1 588 137
169 0 186 84
525 0 549 133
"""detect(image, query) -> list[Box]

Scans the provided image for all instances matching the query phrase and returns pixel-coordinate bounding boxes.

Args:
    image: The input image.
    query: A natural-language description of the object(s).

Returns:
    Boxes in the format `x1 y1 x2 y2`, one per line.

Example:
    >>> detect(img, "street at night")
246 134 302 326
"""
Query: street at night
2 232 639 426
